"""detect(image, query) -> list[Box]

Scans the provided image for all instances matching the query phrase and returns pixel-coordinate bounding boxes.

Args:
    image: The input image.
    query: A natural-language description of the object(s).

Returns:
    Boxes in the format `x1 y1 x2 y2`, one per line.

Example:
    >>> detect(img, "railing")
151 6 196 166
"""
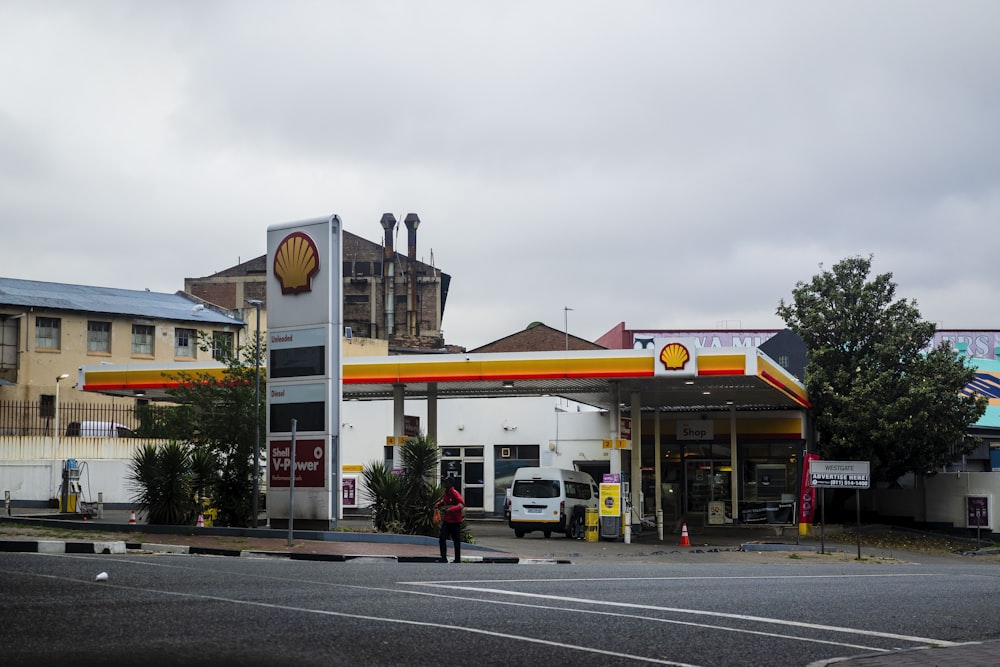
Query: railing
0 400 160 437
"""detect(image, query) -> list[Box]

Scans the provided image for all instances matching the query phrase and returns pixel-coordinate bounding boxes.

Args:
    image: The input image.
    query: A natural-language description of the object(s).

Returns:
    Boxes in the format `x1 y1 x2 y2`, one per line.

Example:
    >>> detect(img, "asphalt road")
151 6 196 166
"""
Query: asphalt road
2 547 998 667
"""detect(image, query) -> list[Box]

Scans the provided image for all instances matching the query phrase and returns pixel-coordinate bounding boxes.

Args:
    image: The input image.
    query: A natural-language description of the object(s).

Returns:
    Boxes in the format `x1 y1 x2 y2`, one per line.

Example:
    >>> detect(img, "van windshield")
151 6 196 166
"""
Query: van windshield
512 480 560 499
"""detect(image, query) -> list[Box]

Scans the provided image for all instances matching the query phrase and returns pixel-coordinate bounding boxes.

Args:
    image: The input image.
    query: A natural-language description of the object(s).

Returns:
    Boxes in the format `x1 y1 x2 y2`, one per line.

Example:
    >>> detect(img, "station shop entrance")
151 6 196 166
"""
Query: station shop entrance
636 441 801 526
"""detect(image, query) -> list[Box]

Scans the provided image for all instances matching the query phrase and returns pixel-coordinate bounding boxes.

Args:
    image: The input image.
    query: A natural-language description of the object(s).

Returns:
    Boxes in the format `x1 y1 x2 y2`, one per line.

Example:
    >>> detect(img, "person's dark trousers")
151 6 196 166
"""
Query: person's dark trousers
439 521 461 562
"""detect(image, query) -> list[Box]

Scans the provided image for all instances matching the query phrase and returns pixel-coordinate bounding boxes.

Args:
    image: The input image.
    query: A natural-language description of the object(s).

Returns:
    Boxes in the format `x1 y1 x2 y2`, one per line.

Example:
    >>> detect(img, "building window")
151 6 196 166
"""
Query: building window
212 331 234 360
175 328 196 358
0 317 18 370
35 317 61 350
132 324 154 356
87 321 111 354
39 394 55 419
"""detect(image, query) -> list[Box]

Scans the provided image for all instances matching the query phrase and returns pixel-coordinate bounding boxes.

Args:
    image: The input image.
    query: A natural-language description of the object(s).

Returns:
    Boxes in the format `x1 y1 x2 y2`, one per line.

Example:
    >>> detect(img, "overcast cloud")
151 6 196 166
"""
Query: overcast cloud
2 1 998 348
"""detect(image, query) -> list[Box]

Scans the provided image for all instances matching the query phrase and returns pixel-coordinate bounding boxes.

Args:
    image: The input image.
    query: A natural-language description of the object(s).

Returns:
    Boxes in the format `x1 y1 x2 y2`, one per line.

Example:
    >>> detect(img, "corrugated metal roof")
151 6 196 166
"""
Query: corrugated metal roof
0 277 243 326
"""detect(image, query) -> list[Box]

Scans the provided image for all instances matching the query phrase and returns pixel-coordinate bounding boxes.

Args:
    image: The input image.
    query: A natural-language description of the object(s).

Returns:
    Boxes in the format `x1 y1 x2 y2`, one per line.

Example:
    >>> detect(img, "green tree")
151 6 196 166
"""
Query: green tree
152 333 265 527
128 441 199 525
363 437 454 537
777 255 987 485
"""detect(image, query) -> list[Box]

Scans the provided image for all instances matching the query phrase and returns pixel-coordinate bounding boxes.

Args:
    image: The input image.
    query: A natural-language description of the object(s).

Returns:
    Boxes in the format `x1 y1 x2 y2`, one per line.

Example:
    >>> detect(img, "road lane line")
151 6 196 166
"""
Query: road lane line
407 583 960 647
415 573 937 585
2 568 702 667
383 585 889 653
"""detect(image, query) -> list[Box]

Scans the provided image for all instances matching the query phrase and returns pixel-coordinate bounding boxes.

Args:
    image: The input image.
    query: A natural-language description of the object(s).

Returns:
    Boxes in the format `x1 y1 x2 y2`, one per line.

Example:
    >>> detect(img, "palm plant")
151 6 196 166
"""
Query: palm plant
362 460 406 533
363 436 444 536
127 441 199 525
400 436 443 536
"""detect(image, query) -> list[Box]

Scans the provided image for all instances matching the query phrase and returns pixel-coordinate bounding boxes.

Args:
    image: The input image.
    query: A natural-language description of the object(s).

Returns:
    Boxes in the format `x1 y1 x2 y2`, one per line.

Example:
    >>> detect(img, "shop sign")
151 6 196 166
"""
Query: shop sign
677 419 713 441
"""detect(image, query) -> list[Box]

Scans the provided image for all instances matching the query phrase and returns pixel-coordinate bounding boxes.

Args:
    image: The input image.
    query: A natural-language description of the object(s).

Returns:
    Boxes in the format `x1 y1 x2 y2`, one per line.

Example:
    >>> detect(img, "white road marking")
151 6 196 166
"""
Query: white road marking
384 585 889 652
1 566 701 666
415 573 939 585
405 581 960 647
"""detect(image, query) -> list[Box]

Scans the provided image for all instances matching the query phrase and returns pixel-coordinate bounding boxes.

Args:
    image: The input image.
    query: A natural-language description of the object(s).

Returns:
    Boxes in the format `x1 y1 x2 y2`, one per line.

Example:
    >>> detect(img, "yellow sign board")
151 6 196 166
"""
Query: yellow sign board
615 439 630 449
599 483 620 517
602 439 613 449
342 465 363 473
386 436 398 445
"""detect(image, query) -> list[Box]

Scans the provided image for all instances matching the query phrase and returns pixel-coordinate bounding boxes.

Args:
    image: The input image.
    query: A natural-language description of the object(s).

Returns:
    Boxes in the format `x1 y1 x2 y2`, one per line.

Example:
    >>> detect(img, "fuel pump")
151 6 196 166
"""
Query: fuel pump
60 458 81 513
599 473 631 540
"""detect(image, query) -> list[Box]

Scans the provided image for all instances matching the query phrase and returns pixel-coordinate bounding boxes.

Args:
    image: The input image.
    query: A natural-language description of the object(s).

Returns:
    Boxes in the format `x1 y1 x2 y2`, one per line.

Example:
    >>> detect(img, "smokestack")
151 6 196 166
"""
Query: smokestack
403 213 421 337
380 213 397 338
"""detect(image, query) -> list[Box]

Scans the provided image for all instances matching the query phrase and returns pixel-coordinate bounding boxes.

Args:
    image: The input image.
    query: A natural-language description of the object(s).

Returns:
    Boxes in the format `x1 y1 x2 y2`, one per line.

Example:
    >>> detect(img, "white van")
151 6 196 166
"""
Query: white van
65 421 136 438
508 467 599 539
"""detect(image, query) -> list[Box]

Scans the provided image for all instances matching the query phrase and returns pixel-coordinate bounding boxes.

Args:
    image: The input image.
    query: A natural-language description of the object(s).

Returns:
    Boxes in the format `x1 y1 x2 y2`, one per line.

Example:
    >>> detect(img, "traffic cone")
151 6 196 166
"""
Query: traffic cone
196 513 205 528
129 509 137 525
679 522 691 547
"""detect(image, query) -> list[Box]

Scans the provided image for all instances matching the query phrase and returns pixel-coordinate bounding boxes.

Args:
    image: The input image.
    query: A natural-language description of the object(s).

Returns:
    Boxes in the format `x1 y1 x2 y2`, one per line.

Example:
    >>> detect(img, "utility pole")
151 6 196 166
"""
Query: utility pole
564 306 573 351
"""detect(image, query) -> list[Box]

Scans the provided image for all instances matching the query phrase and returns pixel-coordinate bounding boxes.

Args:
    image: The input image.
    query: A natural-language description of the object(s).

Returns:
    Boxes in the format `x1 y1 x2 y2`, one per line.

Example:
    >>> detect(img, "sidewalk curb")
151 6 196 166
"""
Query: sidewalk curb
0 539 127 554
0 538 562 564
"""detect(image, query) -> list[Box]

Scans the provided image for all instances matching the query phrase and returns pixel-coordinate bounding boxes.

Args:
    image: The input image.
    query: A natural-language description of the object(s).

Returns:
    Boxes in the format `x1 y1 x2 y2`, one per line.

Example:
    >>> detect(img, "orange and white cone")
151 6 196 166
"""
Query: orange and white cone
129 509 137 525
196 513 205 528
679 522 691 547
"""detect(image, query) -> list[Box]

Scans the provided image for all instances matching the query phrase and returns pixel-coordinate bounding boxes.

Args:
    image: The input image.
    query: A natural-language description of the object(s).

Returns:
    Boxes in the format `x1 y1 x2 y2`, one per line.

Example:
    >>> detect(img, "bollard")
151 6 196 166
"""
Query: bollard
624 511 631 544
97 492 104 520
4 490 10 516
656 509 663 541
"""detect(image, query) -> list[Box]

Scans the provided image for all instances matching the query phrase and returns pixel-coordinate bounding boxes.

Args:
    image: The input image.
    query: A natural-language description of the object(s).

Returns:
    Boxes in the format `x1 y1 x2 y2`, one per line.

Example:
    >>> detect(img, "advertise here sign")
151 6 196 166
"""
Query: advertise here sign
809 460 871 489
270 439 326 488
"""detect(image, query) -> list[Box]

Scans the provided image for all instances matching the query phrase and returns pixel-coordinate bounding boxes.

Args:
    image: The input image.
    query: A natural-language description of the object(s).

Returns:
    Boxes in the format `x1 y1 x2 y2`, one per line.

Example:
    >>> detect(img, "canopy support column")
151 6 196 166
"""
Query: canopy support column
730 404 739 524
427 383 438 443
392 383 405 469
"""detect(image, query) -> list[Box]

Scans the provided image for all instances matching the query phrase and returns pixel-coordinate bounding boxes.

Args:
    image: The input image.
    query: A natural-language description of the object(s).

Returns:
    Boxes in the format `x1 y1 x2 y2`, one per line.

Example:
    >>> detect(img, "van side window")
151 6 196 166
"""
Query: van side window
565 482 592 500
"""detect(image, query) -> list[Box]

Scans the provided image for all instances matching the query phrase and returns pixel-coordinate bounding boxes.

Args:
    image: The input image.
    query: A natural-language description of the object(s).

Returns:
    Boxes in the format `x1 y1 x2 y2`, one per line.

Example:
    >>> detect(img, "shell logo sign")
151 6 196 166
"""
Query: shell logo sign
273 231 320 294
659 341 691 371
654 337 697 378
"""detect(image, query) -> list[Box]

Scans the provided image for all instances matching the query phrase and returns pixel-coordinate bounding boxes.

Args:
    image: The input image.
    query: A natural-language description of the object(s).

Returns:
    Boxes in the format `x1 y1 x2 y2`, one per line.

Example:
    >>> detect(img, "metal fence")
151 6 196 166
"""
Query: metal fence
0 400 146 437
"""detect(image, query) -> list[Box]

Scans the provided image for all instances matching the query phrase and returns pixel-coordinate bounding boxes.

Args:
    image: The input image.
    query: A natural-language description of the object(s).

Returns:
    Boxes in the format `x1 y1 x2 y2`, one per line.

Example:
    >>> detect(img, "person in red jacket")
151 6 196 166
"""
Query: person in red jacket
436 477 465 563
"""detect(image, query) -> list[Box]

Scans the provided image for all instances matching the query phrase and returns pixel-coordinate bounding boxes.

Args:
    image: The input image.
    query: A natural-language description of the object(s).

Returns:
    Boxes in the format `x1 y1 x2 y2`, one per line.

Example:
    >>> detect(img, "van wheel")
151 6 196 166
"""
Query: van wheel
543 530 552 539
514 528 525 538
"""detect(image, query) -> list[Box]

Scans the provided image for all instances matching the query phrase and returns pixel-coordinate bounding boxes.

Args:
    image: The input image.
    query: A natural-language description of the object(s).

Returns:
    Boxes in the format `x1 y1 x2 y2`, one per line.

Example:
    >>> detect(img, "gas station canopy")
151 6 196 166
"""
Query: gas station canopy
77 347 809 413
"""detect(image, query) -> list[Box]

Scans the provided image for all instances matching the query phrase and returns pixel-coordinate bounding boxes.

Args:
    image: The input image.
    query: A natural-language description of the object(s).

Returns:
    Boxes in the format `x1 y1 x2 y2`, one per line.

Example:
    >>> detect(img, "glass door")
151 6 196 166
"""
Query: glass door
685 460 732 514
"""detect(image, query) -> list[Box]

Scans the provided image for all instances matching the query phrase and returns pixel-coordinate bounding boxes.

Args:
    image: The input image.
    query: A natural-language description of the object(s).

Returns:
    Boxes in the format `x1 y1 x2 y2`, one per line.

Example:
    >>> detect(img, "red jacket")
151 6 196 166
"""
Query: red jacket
437 487 465 524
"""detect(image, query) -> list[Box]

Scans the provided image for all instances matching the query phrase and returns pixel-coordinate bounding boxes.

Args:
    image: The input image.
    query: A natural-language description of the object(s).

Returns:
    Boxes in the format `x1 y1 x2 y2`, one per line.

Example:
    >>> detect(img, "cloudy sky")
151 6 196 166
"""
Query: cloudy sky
2 2 998 349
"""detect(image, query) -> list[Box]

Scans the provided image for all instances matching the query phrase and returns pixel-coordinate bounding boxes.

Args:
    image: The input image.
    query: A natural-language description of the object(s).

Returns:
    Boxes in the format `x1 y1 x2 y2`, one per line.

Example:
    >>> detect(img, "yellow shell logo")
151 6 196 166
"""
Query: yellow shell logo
659 342 690 371
273 232 320 294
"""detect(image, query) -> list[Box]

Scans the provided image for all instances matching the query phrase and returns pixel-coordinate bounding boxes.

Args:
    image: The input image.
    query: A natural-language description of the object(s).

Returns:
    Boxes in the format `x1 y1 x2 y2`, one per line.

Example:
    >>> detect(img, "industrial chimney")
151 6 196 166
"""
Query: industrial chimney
403 213 421 337
380 213 397 338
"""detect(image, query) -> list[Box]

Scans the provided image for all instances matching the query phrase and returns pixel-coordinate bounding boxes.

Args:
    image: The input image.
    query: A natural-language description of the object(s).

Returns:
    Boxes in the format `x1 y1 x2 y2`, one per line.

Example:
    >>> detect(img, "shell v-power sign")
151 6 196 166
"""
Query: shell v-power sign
266 215 343 530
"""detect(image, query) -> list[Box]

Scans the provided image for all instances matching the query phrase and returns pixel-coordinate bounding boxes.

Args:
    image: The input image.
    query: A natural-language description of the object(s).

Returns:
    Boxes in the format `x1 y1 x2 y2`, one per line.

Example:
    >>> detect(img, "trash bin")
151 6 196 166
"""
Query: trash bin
585 508 599 542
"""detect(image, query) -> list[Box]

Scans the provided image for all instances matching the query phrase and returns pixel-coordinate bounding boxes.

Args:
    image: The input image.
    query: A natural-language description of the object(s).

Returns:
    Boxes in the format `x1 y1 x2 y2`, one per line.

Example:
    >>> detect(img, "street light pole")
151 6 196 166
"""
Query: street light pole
246 299 263 528
564 306 573 351
53 373 69 461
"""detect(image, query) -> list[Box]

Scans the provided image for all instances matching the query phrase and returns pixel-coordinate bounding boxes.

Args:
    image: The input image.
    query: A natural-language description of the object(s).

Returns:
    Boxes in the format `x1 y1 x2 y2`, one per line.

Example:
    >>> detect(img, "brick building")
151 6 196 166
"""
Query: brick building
184 214 458 353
